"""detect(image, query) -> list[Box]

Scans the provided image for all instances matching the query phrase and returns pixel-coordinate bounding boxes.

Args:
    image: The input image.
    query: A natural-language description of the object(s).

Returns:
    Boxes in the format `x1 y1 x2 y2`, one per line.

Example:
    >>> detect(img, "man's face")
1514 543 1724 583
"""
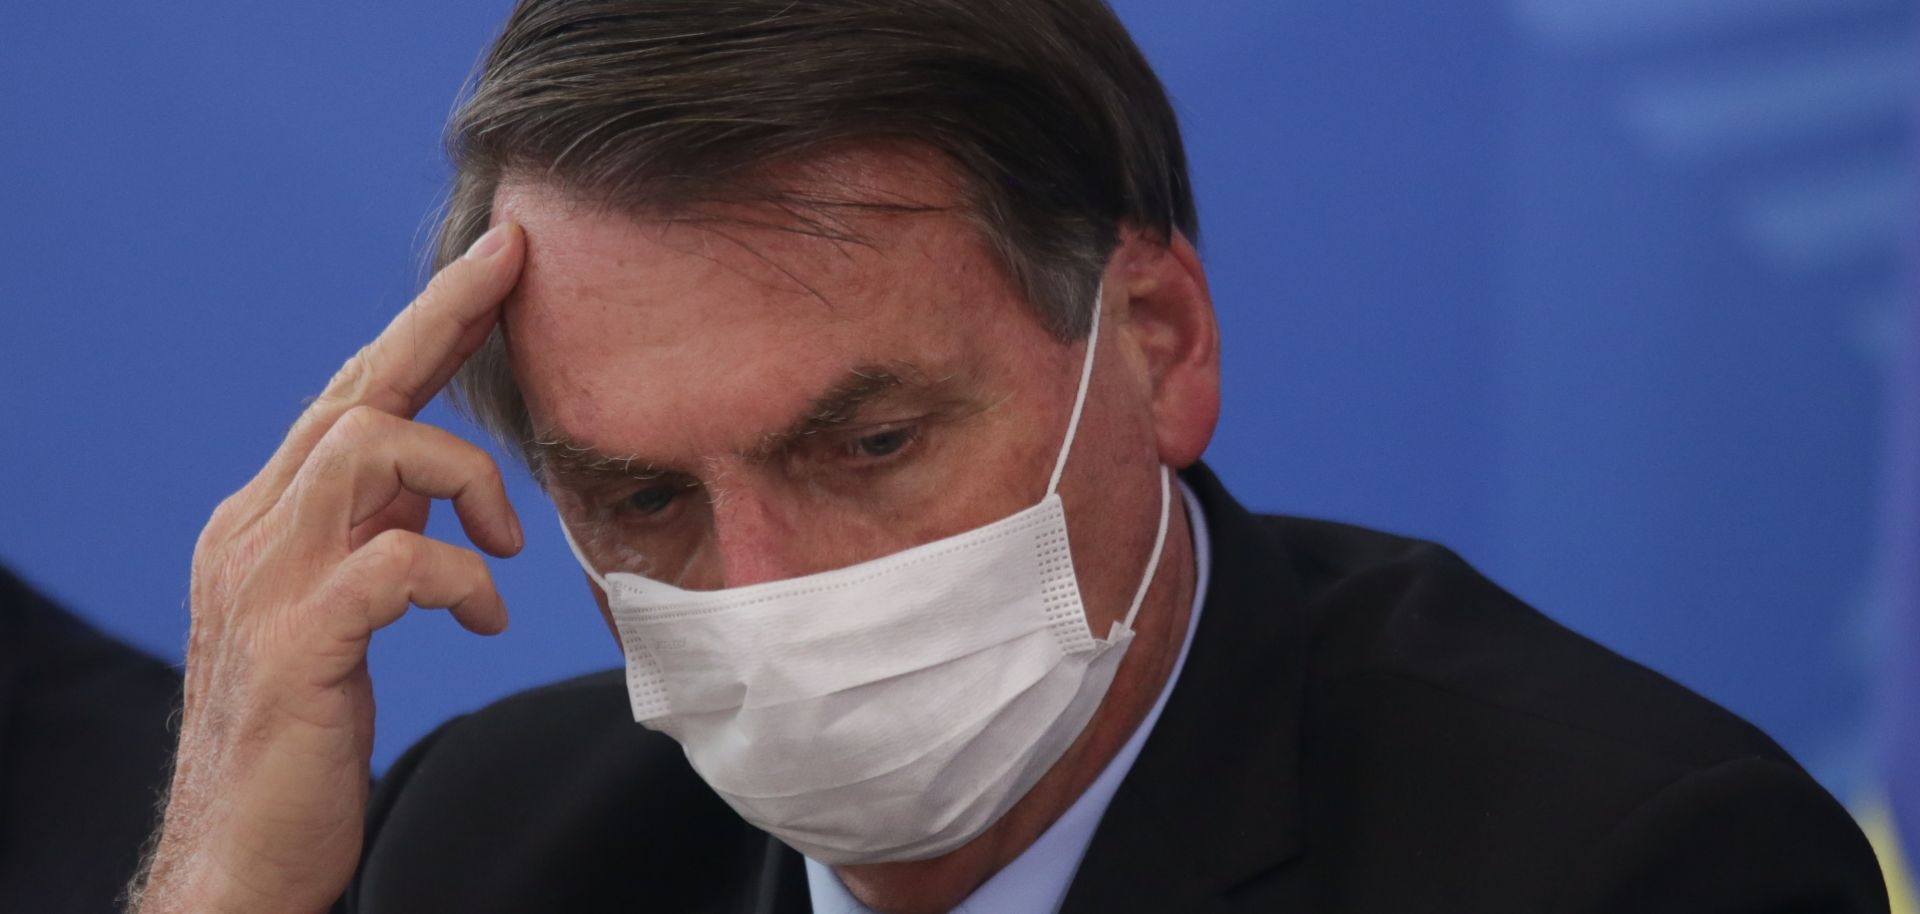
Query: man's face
496 145 1172 639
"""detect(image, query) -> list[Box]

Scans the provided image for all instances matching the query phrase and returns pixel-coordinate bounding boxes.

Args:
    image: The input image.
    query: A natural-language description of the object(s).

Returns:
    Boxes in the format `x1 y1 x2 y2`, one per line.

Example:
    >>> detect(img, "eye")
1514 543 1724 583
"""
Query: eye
624 485 679 517
845 426 917 461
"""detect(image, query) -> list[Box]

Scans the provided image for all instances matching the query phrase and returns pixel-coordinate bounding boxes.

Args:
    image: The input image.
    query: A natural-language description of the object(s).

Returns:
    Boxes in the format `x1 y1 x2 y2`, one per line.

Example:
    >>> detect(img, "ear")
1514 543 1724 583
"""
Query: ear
1108 225 1221 469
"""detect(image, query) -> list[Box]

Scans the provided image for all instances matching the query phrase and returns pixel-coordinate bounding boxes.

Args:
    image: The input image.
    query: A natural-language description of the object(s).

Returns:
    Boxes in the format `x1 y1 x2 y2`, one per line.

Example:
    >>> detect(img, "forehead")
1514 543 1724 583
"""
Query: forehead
493 146 1053 468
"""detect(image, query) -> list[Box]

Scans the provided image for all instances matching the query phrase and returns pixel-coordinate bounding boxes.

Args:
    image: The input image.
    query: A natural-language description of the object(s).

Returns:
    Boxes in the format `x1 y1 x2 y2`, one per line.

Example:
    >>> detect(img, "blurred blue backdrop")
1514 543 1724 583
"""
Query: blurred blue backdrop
1 0 1913 797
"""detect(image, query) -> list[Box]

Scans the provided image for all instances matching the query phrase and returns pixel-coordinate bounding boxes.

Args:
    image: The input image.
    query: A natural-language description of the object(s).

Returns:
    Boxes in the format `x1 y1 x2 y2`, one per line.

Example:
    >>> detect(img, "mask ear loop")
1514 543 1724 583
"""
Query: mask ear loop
1044 278 1172 633
556 515 613 594
1045 279 1105 497
1119 467 1171 632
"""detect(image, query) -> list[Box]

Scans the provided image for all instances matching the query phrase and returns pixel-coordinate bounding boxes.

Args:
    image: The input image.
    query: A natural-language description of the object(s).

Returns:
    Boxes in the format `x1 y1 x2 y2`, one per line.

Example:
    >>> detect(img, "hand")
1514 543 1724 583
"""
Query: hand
132 224 527 914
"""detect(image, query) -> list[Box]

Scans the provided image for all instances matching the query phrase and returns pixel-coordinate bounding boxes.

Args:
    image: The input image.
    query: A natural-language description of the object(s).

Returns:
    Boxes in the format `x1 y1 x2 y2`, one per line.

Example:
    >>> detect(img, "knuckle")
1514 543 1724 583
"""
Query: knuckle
418 265 467 310
334 531 414 604
307 407 387 473
298 432 343 479
204 489 249 535
332 404 388 443
362 528 418 573
418 265 456 301
466 445 504 490
322 343 413 413
326 559 377 611
192 489 263 578
325 345 374 397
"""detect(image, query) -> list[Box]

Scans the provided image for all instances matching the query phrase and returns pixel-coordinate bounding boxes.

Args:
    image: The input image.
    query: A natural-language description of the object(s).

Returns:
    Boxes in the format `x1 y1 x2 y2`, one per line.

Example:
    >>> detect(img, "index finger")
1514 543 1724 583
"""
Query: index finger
274 222 525 480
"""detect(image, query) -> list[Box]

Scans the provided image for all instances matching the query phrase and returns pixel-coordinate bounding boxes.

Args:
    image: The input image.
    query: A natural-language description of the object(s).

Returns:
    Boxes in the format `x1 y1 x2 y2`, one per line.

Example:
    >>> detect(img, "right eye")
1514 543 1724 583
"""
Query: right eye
624 485 679 517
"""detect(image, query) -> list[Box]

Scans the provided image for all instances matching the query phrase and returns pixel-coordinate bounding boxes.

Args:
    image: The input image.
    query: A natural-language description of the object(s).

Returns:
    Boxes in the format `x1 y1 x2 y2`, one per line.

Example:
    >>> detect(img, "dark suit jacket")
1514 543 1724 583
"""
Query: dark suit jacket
0 565 182 914
341 465 1889 913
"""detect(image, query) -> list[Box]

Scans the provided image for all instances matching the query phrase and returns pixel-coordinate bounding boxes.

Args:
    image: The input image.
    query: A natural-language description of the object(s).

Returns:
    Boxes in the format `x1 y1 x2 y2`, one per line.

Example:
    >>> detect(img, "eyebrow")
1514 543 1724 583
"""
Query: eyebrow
530 361 934 488
759 365 910 455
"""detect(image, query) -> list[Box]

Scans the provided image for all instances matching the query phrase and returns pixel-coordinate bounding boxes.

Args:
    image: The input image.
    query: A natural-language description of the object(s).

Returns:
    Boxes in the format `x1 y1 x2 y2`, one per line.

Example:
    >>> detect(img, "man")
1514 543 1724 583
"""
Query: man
130 1 1890 912
0 565 180 913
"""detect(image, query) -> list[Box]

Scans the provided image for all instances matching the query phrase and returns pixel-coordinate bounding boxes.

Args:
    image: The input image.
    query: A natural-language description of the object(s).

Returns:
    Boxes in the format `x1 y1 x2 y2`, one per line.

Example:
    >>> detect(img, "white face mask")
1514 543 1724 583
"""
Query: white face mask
558 282 1171 865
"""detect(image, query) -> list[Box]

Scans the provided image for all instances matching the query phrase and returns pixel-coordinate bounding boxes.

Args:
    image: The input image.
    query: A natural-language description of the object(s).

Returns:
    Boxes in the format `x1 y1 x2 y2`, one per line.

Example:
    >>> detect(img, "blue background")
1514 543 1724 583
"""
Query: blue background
2 1 1913 794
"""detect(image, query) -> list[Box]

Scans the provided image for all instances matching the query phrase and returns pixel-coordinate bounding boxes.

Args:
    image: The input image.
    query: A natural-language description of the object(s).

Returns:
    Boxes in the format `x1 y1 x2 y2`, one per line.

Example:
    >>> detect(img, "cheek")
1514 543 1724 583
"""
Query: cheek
1055 368 1168 624
594 596 621 645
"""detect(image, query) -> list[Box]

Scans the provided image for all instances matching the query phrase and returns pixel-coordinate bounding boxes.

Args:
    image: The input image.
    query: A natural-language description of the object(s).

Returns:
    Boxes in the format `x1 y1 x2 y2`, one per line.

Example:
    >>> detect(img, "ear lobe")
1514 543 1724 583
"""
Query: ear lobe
1112 227 1221 469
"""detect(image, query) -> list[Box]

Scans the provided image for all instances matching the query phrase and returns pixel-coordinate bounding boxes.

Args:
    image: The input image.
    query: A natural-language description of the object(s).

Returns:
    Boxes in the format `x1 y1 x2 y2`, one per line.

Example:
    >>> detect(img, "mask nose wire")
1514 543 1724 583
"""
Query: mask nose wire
1045 279 1105 498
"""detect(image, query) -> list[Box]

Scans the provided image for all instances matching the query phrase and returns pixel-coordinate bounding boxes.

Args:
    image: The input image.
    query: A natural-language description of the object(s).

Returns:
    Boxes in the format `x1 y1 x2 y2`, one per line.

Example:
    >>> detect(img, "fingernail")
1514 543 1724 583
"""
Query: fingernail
464 224 510 261
510 512 525 552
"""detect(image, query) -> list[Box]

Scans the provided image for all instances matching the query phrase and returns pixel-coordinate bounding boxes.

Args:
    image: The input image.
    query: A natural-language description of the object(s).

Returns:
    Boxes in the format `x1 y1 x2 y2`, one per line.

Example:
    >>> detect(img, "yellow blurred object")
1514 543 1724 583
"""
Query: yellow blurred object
1859 798 1916 914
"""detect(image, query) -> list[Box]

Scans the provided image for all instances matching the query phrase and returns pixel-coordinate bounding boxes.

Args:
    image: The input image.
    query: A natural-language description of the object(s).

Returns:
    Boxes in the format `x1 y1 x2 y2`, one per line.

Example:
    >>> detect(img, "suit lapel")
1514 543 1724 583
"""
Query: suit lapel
748 832 813 914
1059 463 1310 913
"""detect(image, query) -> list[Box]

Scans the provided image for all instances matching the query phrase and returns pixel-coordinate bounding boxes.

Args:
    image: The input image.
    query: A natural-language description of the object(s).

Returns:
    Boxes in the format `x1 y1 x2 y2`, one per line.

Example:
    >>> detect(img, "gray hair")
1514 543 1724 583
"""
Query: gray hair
433 0 1199 463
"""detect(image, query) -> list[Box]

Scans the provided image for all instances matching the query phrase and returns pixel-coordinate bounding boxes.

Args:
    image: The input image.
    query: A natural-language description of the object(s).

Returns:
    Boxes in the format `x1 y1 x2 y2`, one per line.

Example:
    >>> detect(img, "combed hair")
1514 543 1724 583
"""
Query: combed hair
435 0 1198 460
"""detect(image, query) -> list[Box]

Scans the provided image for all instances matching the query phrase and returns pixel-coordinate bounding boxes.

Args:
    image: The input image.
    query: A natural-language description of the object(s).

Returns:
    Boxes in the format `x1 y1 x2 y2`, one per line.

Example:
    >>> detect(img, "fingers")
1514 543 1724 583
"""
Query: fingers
323 222 523 419
350 491 430 551
153 226 526 913
321 529 507 655
293 405 523 558
266 222 525 493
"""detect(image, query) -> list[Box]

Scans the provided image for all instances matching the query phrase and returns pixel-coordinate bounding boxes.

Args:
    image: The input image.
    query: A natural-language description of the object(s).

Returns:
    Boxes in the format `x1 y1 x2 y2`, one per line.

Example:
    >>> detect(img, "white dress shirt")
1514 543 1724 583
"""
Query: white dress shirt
804 479 1213 914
